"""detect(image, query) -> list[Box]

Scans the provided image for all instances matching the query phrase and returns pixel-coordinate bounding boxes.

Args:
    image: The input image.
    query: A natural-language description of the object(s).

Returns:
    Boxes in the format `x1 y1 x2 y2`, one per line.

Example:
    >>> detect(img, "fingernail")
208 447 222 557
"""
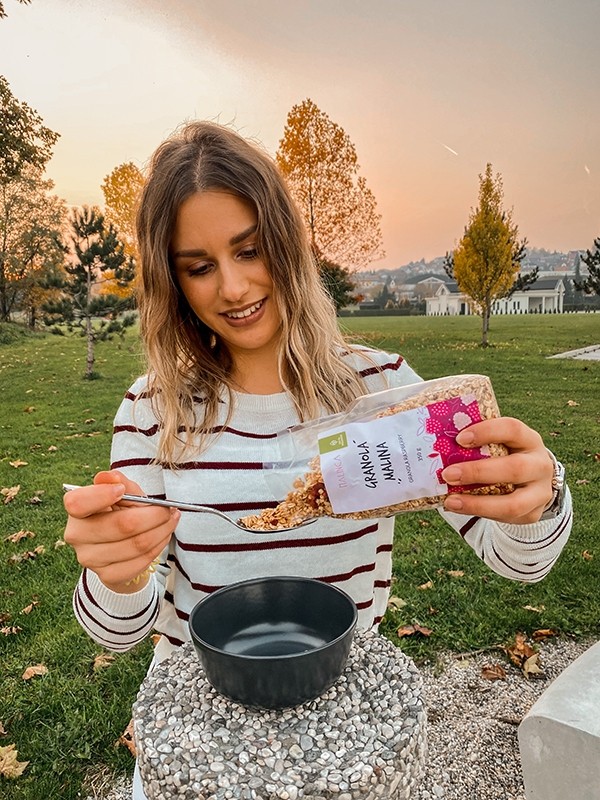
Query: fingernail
112 483 126 497
456 430 475 446
170 508 181 519
442 466 462 483
445 496 464 511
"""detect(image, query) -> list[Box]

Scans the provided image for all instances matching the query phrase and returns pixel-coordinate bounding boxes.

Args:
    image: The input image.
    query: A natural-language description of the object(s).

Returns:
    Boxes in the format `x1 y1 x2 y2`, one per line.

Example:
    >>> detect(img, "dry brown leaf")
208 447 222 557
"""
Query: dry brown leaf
532 629 557 641
22 664 48 681
387 596 407 611
506 632 536 666
523 604 545 613
398 623 432 637
1 486 20 504
8 545 45 564
576 479 590 485
47 445 58 452
566 400 580 407
54 538 66 549
418 519 430 527
84 417 96 424
523 653 544 679
93 653 115 672
117 719 137 757
150 634 162 647
5 530 35 544
9 460 28 468
0 626 22 636
418 580 434 590
20 602 39 615
0 743 29 778
582 550 593 561
481 663 507 681
23 406 35 413
0 721 6 735
447 570 465 578
0 613 10 625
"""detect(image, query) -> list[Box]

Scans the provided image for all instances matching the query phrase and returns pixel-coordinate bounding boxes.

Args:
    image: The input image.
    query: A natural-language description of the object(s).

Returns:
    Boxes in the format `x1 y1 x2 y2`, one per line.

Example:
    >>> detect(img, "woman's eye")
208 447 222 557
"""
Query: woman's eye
188 262 213 276
238 247 258 260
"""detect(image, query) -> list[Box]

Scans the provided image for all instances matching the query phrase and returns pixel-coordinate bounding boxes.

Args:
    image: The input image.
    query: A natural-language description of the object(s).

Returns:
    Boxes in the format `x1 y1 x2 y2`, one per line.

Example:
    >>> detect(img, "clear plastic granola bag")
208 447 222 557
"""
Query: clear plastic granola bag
240 374 513 530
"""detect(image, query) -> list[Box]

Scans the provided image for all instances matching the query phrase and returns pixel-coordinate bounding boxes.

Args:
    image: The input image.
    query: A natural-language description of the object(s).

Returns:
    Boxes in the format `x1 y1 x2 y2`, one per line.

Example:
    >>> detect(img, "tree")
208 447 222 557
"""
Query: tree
318 258 357 311
0 75 59 183
43 206 135 378
446 164 528 347
0 0 31 19
276 98 384 271
0 165 67 322
575 238 600 295
101 162 144 297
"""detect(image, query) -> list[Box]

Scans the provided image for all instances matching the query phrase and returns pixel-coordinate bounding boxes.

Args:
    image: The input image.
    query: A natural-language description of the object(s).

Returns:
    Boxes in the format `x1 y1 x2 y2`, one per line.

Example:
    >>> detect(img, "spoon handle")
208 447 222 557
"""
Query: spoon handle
62 484 218 514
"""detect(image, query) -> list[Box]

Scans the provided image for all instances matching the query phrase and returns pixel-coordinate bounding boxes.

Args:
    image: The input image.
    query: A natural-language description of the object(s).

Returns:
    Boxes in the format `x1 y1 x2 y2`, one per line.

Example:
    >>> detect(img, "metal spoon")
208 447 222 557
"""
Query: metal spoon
62 484 317 534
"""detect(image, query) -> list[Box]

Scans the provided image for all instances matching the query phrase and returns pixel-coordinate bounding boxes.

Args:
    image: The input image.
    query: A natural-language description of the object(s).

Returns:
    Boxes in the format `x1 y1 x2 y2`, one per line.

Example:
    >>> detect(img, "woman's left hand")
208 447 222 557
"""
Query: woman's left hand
441 417 555 524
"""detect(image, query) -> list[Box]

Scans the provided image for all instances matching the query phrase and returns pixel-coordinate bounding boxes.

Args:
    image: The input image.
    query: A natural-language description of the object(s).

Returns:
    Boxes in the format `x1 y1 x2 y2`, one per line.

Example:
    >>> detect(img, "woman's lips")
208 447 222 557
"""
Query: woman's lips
221 298 267 326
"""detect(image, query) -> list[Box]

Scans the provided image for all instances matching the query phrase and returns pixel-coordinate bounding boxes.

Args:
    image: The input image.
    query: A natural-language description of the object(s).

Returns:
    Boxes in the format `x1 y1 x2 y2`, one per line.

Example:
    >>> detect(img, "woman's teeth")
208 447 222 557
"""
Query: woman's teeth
226 300 263 319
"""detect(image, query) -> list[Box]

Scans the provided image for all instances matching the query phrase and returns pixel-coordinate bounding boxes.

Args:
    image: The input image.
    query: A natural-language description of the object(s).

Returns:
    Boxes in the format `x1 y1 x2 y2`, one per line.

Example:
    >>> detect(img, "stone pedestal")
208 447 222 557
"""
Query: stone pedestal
519 640 600 799
133 629 427 799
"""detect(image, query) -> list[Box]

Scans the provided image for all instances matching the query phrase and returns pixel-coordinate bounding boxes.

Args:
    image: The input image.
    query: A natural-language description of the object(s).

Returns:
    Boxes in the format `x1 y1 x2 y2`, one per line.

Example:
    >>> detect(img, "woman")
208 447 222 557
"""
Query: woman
63 121 571 798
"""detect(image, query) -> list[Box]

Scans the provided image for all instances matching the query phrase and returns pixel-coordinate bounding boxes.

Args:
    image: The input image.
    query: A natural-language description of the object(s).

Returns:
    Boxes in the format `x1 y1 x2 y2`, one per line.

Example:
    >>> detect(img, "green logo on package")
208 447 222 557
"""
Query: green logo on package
318 431 348 454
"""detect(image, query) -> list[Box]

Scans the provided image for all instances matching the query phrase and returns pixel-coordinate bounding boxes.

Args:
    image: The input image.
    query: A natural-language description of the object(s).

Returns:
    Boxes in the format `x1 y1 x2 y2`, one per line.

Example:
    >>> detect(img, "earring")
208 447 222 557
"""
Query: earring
209 333 217 349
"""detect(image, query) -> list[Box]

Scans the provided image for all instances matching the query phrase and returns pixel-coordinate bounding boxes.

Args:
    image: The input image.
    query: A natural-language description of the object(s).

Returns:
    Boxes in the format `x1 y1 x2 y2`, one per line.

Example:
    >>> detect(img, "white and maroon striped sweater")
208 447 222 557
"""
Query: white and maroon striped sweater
73 348 572 664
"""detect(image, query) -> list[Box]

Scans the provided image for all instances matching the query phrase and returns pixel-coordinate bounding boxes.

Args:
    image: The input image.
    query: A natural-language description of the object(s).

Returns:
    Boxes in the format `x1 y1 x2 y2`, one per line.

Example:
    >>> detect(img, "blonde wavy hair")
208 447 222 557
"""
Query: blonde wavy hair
136 120 377 464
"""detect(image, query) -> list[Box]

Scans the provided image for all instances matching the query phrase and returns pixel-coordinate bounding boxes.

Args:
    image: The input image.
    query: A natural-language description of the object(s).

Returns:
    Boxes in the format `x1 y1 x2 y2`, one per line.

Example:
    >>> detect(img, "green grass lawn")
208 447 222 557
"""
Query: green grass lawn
0 315 599 798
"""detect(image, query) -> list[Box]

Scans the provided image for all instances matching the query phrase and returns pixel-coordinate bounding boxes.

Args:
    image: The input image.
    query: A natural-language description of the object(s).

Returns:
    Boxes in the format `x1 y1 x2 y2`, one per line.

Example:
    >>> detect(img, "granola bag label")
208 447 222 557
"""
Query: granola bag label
319 393 489 514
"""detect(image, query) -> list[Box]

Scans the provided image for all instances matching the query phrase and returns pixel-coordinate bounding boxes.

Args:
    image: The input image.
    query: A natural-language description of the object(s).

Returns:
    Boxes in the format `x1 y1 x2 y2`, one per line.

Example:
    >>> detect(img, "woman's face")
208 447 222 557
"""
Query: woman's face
171 190 282 367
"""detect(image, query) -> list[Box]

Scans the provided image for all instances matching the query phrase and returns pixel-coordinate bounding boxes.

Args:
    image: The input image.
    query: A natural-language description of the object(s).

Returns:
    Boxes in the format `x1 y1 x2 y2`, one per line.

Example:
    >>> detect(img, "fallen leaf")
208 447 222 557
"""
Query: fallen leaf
575 479 590 485
0 613 10 624
447 570 465 578
20 602 39 615
418 580 434 590
523 653 544 679
8 545 45 564
1 486 20 504
9 460 28 468
398 623 433 637
481 663 507 681
23 406 35 413
595 453 600 462
0 743 29 778
387 596 407 611
418 519 430 527
506 632 536 667
22 664 48 681
582 550 593 561
532 629 557 641
54 538 66 549
47 445 58 452
117 719 137 757
523 604 545 613
0 721 6 735
566 400 579 407
5 530 35 544
93 653 115 672
0 626 22 636
84 418 96 424
150 634 162 647
548 431 560 437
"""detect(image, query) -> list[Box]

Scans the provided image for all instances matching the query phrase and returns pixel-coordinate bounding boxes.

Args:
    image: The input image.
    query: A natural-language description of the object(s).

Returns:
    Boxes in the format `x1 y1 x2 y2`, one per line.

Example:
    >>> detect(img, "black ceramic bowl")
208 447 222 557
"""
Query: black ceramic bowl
188 576 358 709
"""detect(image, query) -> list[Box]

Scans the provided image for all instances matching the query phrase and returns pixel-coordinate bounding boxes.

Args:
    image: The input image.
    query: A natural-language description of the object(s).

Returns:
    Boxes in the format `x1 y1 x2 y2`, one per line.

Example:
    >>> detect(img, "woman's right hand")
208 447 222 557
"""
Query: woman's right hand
64 470 179 594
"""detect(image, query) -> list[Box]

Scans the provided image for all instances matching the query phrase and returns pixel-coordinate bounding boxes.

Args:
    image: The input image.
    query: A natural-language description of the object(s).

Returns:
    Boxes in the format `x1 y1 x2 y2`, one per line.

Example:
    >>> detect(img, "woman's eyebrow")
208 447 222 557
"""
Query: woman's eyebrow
172 224 258 260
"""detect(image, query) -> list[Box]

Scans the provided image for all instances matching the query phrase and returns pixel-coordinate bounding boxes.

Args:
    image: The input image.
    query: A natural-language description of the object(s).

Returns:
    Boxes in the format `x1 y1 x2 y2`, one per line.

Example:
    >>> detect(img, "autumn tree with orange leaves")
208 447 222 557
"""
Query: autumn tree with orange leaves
101 161 144 298
276 98 384 272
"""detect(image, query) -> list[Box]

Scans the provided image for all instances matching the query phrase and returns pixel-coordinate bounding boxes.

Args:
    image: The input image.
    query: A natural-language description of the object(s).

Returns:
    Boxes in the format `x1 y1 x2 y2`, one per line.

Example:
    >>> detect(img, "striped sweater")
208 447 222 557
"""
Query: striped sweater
72 348 572 664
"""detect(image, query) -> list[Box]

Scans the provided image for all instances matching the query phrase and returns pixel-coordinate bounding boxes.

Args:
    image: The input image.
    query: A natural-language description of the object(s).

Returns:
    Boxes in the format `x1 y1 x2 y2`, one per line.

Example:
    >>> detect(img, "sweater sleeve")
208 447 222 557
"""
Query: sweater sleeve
72 376 172 651
437 483 573 582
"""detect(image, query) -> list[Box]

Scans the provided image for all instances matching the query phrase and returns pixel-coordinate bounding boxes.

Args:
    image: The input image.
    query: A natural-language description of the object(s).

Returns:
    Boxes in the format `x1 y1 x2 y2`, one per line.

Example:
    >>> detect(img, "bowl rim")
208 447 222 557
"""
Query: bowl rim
188 575 358 661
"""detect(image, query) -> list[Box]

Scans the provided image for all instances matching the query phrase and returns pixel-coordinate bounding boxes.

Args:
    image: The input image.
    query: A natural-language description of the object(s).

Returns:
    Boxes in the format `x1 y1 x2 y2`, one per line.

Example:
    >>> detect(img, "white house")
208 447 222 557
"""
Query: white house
426 278 565 316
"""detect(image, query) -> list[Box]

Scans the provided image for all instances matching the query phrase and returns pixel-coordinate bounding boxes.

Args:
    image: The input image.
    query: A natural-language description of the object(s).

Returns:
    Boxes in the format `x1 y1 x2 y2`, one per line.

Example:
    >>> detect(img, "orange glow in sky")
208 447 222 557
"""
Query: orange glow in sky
1 0 599 269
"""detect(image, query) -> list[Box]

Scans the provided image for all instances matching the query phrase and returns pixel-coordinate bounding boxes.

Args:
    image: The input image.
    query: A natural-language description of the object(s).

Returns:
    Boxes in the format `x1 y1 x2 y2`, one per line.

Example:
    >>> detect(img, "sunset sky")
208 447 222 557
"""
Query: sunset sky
2 0 599 269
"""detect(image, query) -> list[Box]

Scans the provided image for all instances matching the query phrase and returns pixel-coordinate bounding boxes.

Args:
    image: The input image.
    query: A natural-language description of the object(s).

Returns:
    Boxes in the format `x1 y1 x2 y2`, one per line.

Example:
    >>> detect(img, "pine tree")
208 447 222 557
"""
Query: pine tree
43 206 135 378
448 164 527 347
276 99 384 271
575 238 600 296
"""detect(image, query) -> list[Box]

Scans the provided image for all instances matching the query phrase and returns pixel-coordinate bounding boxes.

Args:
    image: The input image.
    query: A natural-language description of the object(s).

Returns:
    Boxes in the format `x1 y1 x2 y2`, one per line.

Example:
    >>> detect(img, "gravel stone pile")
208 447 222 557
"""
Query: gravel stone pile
89 636 594 800
133 629 427 799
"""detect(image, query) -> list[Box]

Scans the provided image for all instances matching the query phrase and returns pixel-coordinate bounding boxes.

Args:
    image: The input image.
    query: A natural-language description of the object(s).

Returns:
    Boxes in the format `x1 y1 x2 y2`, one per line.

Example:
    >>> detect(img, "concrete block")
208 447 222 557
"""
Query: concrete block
518 641 600 799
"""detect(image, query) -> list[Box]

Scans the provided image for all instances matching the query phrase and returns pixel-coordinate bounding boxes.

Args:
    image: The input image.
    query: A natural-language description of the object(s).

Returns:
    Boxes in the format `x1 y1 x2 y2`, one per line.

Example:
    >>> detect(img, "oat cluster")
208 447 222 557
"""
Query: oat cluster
240 376 513 531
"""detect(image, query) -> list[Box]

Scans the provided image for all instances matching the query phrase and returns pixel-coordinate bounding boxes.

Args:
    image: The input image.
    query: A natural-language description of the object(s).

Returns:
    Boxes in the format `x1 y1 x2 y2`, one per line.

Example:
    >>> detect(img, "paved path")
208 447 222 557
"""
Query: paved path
547 344 600 360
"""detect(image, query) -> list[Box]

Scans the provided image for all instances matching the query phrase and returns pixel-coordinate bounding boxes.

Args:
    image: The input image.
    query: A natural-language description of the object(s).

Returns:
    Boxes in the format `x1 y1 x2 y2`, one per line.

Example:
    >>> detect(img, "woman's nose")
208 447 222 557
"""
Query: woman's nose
218 260 249 302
